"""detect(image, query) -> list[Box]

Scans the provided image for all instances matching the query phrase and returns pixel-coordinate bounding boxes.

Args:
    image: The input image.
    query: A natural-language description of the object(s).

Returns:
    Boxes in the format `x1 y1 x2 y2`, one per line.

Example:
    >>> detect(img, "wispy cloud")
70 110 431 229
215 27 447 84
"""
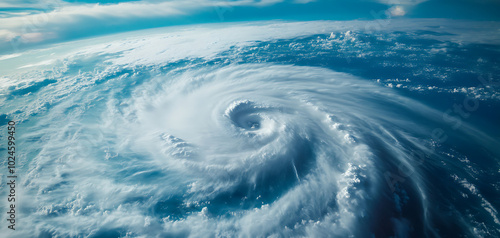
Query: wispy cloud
377 0 428 5
378 0 428 17
1 0 497 54
387 5 406 16
0 0 295 53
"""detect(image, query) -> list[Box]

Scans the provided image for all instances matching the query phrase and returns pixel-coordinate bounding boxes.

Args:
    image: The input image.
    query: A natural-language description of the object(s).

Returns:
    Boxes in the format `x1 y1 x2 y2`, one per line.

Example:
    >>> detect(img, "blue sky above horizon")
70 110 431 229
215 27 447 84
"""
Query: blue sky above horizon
1 0 500 55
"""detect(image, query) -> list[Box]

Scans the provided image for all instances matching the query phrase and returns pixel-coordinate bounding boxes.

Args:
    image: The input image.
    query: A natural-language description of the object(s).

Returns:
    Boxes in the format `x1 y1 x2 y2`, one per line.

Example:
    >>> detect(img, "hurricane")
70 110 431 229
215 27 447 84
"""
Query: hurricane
1 19 500 238
121 63 444 237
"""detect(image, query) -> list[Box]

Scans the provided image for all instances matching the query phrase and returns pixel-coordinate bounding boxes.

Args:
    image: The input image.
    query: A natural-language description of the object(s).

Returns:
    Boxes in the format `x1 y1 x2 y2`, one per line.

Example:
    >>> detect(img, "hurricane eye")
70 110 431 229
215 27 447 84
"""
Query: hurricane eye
239 114 261 130
248 121 260 130
225 100 266 131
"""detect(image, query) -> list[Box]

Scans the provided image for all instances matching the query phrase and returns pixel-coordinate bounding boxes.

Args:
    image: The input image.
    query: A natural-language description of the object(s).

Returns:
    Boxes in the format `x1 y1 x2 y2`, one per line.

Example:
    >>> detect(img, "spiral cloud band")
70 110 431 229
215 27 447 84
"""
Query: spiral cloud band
1 20 499 237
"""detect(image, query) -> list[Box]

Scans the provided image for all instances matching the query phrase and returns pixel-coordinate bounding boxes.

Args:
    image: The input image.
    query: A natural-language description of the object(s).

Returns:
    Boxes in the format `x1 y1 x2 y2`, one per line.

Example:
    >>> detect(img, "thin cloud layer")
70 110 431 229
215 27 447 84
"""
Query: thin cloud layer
0 0 499 54
1 0 289 52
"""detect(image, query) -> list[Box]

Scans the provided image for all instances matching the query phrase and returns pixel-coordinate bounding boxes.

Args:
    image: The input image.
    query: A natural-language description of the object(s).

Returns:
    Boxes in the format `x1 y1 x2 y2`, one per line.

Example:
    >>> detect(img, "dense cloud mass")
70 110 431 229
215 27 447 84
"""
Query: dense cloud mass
0 20 499 237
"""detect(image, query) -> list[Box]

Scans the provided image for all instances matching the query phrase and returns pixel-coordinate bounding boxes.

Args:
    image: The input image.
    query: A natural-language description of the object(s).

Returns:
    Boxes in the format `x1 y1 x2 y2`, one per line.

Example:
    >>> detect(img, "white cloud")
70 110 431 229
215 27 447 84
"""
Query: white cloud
0 0 65 8
388 6 406 16
377 0 428 5
376 0 428 18
0 0 292 52
0 29 17 42
0 53 21 61
293 0 316 3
